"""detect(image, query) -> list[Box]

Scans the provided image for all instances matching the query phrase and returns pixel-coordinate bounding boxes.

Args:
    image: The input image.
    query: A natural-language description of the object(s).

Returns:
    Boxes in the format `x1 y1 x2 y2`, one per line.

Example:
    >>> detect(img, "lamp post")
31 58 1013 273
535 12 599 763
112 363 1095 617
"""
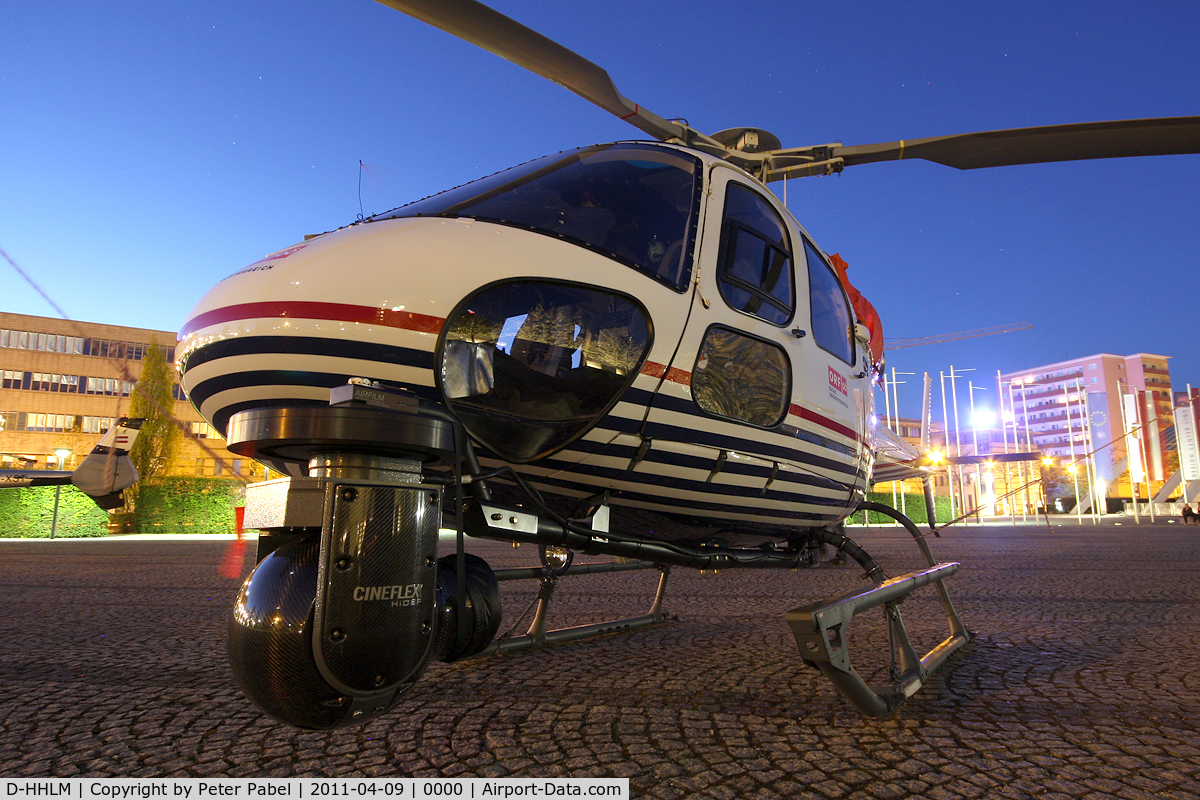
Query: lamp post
1076 379 1102 523
968 381 988 520
939 372 956 522
51 448 72 540
996 370 1015 524
890 368 914 517
1006 379 1029 523
1017 377 1041 512
948 366 974 523
1063 382 1097 525
881 371 894 512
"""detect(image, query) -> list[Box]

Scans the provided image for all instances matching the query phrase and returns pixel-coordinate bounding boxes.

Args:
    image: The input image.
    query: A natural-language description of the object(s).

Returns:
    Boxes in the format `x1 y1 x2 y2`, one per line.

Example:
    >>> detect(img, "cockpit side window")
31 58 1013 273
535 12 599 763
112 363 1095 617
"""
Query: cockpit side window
378 144 701 292
715 183 794 326
804 240 855 364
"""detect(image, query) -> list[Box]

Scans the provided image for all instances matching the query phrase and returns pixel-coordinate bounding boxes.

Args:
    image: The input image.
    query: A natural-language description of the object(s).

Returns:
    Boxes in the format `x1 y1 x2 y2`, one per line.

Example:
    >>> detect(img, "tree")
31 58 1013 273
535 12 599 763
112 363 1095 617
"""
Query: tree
128 337 182 490
1038 461 1077 512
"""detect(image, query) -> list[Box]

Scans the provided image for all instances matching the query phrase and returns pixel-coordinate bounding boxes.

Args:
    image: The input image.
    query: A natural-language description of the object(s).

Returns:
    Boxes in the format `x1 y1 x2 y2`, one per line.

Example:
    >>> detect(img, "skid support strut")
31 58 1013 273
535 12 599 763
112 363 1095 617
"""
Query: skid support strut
786 502 973 717
474 561 671 658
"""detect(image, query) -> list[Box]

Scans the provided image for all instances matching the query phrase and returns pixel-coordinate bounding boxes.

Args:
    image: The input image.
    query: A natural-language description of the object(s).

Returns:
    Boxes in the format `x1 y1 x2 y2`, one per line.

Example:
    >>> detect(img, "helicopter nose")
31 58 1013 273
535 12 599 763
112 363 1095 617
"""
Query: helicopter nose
177 217 668 465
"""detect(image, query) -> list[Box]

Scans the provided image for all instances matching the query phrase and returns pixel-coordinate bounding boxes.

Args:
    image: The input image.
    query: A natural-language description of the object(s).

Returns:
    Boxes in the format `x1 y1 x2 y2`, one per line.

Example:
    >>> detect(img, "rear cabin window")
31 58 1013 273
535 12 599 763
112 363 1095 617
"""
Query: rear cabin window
804 240 854 364
691 326 790 428
716 184 794 326
378 143 701 292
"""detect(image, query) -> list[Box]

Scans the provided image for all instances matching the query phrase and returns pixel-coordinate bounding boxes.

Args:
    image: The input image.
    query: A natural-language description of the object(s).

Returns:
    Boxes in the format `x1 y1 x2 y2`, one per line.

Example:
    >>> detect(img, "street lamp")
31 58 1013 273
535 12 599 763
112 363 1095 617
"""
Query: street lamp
968 381 987 520
51 448 72 540
973 409 998 429
948 366 975 523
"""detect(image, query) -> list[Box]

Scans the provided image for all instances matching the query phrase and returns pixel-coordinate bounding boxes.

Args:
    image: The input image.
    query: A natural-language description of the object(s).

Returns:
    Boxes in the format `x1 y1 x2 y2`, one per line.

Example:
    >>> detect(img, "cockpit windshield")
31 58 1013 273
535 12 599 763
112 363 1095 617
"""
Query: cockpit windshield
374 144 701 291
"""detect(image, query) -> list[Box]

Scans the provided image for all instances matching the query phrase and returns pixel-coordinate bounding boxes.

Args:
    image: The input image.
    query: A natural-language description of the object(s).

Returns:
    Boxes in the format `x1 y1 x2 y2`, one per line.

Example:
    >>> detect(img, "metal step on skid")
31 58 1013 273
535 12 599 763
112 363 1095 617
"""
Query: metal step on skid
786 562 971 717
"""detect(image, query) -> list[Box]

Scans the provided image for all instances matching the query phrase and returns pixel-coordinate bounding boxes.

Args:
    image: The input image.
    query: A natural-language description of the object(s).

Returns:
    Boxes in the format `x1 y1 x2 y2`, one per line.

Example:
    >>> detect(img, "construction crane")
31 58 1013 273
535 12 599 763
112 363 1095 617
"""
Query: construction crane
883 322 1033 351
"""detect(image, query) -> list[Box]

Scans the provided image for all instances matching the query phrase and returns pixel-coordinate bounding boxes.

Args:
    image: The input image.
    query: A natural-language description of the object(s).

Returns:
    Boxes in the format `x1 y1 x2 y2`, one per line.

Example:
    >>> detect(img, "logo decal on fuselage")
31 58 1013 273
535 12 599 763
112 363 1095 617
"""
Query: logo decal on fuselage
828 366 848 396
828 366 850 409
220 243 308 282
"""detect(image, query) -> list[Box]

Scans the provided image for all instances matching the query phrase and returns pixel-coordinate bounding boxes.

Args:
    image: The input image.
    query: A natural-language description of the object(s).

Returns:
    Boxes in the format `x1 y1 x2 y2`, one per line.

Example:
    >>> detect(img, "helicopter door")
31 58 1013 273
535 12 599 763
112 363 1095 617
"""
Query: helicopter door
616 173 787 519
625 169 866 525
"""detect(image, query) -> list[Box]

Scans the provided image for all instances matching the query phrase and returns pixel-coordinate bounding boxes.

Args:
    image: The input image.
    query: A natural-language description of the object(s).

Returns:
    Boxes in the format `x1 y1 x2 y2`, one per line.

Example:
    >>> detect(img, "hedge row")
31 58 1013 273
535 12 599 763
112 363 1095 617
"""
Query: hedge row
0 477 246 537
0 485 111 537
846 492 955 525
119 477 246 534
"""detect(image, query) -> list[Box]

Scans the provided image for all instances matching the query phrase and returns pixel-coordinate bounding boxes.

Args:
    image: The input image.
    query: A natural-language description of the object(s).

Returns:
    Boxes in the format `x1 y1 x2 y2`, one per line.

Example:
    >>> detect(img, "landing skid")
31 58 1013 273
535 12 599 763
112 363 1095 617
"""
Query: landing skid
463 496 972 717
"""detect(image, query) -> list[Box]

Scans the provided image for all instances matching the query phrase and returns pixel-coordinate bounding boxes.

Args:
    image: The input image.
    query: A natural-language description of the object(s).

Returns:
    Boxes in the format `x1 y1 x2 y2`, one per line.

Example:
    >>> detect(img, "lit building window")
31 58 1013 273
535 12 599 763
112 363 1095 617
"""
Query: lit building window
81 416 113 434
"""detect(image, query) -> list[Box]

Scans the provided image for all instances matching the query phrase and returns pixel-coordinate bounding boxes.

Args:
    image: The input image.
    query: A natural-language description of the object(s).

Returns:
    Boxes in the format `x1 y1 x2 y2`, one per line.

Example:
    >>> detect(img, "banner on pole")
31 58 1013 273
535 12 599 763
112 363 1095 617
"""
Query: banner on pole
1144 390 1164 482
1123 393 1144 483
1175 403 1200 482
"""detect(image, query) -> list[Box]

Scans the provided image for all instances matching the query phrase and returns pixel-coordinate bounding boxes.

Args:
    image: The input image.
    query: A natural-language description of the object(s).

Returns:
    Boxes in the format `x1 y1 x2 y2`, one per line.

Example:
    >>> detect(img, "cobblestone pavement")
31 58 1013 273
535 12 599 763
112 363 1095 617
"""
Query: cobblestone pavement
1 521 1199 798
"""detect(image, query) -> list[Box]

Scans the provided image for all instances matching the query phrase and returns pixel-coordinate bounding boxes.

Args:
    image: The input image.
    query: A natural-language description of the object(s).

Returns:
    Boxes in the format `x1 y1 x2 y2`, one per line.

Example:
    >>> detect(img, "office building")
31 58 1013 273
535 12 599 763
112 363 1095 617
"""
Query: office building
1000 353 1172 487
0 311 257 478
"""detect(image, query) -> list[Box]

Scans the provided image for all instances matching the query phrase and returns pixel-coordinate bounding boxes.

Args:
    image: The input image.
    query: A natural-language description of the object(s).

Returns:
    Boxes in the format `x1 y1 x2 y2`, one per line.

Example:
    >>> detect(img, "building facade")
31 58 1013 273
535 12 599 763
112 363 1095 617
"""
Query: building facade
1001 352 1173 490
0 311 256 478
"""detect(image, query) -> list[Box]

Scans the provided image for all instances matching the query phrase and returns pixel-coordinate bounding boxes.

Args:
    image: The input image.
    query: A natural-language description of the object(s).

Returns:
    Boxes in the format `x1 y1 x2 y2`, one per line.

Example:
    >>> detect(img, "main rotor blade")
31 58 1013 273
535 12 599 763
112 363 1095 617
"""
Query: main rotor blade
373 0 705 145
833 117 1200 170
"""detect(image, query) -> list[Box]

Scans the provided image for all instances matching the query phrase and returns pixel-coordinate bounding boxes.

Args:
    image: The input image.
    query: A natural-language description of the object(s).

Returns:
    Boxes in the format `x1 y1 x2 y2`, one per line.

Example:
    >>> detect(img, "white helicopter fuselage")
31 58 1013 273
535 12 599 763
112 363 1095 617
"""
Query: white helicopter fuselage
178 142 876 543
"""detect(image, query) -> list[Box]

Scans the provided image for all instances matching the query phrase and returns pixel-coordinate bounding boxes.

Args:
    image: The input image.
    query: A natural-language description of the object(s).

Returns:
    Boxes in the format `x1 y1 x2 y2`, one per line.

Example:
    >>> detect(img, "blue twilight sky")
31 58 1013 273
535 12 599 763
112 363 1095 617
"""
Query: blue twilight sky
2 0 1198 419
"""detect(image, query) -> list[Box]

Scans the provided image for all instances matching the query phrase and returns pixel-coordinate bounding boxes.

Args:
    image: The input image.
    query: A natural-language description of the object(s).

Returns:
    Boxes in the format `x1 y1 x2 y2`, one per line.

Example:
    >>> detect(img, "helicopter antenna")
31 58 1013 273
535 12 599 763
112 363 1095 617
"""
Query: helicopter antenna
357 160 365 220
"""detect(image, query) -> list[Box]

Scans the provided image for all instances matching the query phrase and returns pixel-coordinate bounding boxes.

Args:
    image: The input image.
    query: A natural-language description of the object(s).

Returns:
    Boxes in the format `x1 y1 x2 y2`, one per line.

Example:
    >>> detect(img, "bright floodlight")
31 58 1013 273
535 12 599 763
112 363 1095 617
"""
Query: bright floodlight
973 409 997 428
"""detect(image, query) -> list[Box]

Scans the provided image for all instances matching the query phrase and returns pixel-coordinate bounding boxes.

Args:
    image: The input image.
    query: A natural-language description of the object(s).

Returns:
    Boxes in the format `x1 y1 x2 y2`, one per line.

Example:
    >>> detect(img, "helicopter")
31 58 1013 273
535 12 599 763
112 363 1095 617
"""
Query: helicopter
174 0 1200 729
0 418 143 509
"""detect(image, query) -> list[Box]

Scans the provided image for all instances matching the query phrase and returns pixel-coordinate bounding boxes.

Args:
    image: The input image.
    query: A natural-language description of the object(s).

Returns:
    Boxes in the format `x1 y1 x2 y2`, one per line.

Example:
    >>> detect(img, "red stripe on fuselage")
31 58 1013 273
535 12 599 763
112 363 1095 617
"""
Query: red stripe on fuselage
181 304 862 444
179 301 444 338
639 360 692 386
790 404 861 444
